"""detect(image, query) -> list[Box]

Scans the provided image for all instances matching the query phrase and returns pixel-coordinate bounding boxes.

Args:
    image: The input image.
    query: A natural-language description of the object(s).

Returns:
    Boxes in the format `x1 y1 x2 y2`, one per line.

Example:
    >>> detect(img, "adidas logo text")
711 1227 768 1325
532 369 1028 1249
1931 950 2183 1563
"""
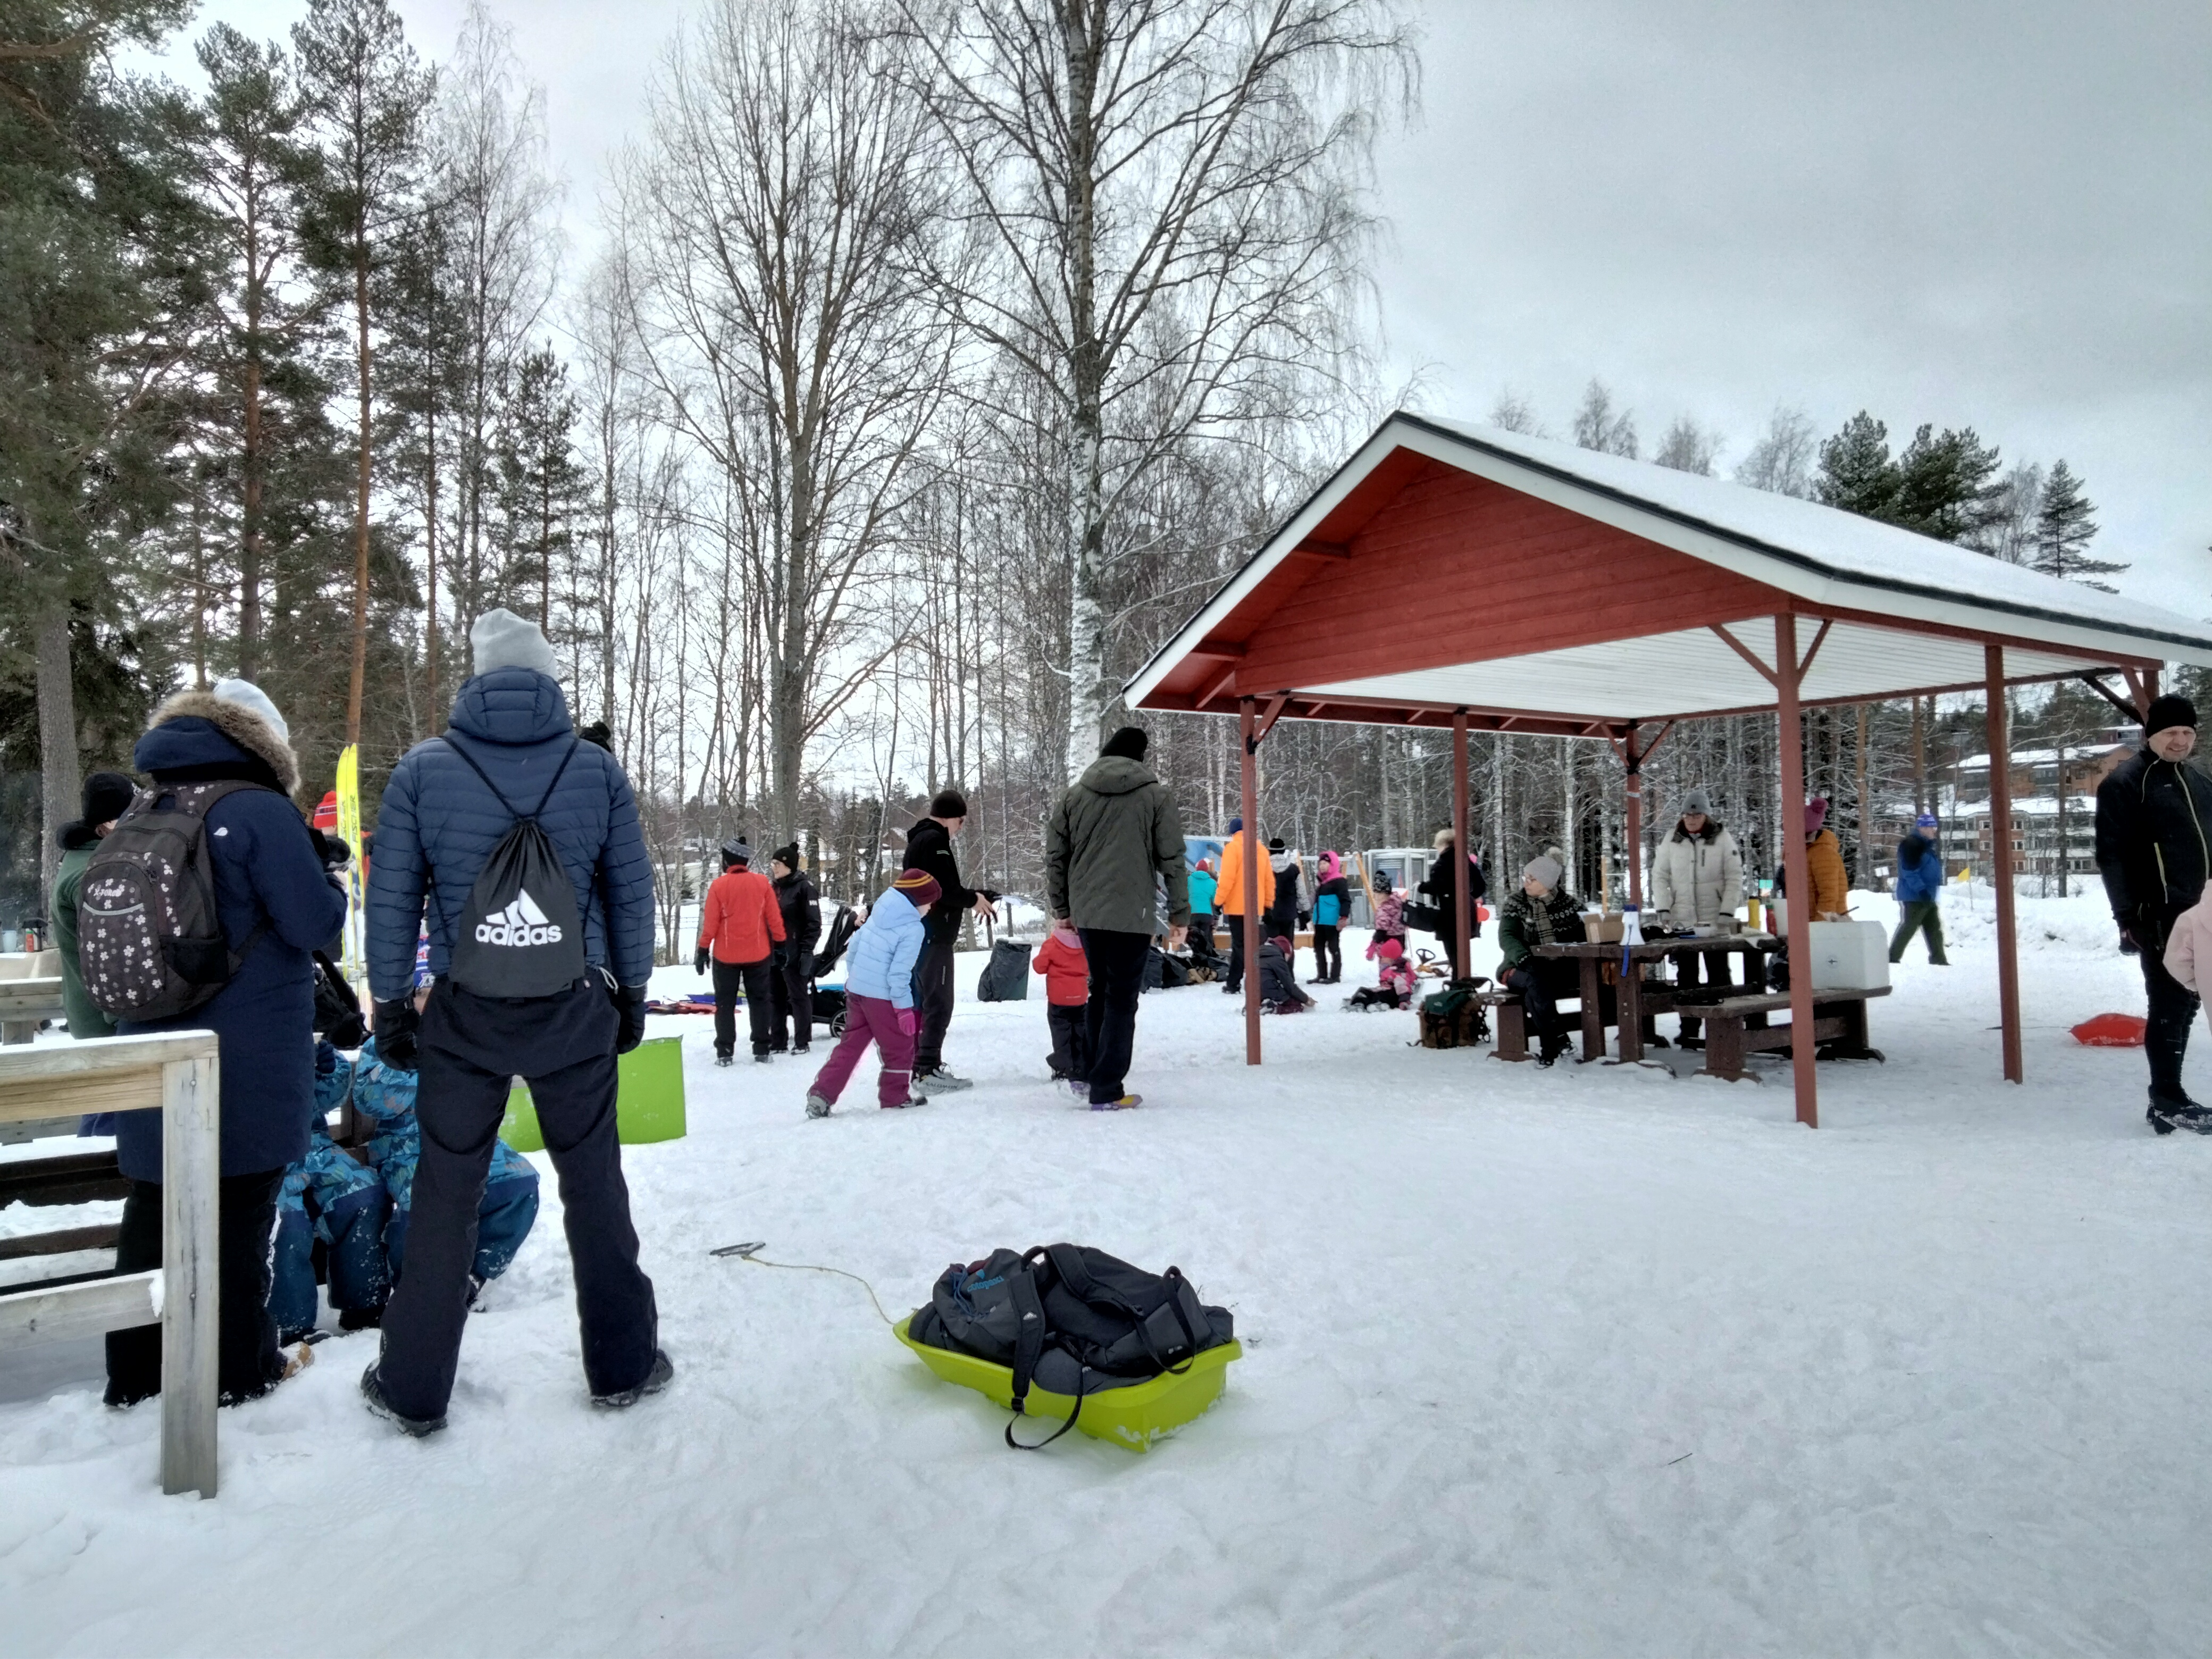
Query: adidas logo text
476 889 564 948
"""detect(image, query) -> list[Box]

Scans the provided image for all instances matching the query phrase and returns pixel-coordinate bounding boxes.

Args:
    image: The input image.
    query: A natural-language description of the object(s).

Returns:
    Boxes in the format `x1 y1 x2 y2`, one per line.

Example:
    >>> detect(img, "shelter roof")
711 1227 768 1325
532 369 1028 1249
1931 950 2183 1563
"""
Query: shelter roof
1128 413 2212 732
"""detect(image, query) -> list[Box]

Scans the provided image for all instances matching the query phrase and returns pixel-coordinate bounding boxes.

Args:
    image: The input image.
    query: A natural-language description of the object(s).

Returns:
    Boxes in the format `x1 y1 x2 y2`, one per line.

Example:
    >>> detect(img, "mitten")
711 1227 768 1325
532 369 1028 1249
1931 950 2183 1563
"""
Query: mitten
896 1007 917 1037
373 998 420 1071
694 946 710 975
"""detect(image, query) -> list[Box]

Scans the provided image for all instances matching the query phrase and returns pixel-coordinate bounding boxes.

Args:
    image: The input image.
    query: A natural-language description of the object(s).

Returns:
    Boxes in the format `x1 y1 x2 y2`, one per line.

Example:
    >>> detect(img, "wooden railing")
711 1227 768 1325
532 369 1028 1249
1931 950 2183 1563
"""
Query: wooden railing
0 1032 221 1498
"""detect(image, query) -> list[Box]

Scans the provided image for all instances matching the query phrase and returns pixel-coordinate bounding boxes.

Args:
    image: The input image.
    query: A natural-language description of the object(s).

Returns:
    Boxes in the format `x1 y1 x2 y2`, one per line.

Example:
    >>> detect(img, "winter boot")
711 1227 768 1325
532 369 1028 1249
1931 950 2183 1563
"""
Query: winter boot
805 1091 833 1119
1091 1094 1142 1110
361 1363 445 1437
2148 1093 2212 1135
592 1348 675 1409
752 1051 773 1064
715 1053 733 1068
914 1066 973 1093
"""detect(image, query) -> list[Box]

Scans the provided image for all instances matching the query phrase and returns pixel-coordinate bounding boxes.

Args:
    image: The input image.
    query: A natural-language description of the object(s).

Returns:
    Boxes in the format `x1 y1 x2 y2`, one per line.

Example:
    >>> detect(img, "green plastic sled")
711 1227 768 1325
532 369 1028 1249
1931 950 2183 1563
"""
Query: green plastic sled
502 1036 686 1153
893 1313 1241 1452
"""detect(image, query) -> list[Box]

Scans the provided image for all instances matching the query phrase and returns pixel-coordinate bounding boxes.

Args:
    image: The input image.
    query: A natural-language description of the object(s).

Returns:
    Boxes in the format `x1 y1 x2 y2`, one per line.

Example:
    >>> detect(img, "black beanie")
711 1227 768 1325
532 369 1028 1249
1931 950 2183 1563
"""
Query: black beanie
929 789 968 818
82 771 136 825
1100 725 1149 761
2145 694 2197 737
772 842 800 869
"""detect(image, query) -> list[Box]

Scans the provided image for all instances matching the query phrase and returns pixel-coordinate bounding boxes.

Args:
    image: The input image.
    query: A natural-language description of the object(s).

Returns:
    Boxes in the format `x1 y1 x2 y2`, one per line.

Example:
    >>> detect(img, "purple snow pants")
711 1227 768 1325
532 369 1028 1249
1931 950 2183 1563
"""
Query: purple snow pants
810 993 917 1108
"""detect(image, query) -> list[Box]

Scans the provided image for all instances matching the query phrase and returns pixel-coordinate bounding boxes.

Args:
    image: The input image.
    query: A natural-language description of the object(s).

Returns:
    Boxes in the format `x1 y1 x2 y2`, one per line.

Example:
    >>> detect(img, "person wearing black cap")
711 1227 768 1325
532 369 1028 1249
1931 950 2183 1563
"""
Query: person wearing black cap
767 843 819 1053
51 770 137 1040
2096 693 2212 1133
901 788 998 1092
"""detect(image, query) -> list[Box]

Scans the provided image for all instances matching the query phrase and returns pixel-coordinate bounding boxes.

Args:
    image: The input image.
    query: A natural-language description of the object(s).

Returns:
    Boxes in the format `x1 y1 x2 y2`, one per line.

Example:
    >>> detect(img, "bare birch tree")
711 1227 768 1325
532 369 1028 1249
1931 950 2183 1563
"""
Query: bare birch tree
895 0 1411 778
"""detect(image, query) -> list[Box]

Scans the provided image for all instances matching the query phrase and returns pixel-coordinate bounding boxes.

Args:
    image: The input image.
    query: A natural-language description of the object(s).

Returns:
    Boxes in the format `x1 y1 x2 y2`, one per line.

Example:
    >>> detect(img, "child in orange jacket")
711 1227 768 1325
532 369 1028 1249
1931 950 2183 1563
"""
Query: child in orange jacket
1032 920 1091 1090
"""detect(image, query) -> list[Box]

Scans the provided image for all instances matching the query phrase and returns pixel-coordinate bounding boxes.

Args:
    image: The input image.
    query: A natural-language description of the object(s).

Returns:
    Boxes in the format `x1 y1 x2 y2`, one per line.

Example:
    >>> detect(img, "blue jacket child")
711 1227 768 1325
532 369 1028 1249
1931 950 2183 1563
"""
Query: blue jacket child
271 1045 395 1342
1895 823 1945 904
844 879 928 1007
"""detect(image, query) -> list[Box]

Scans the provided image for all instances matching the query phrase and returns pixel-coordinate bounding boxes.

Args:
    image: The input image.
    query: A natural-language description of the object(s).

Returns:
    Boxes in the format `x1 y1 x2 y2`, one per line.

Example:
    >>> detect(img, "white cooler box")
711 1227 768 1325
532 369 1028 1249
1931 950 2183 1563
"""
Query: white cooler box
1805 920 1889 991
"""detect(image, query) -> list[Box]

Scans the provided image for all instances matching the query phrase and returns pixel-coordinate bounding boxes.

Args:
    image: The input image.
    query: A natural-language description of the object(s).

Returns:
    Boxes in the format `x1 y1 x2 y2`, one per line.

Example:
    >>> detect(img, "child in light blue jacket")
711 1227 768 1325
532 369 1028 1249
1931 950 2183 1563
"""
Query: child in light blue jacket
806 869 939 1116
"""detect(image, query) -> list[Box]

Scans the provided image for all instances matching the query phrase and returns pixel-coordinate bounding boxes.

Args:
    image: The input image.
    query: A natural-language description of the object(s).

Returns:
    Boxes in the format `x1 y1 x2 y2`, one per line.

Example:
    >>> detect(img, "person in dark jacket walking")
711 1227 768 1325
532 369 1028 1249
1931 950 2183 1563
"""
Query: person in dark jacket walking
768 843 820 1053
51 769 136 1040
362 609 666 1434
1043 726 1189 1109
1261 839 1301 941
1889 813 1949 965
901 790 998 1093
106 682 343 1407
1419 828 1488 970
2096 694 2212 1134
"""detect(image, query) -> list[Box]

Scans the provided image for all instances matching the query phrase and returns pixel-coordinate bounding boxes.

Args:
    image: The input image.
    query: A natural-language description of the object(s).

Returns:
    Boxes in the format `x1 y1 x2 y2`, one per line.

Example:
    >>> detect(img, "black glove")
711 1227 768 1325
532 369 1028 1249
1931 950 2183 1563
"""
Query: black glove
310 828 351 869
694 946 710 975
2119 921 2141 955
373 997 421 1071
614 983 648 1054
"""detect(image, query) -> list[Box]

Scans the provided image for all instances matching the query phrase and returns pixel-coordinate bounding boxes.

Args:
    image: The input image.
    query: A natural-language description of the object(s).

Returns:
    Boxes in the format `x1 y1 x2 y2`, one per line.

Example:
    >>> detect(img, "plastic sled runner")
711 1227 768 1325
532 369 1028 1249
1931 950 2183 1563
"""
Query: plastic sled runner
893 1314 1241 1452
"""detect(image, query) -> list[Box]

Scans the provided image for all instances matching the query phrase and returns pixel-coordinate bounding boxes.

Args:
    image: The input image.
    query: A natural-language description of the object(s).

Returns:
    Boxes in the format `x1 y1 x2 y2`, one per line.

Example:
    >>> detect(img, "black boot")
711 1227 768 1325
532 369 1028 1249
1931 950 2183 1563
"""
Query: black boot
2148 1092 2212 1135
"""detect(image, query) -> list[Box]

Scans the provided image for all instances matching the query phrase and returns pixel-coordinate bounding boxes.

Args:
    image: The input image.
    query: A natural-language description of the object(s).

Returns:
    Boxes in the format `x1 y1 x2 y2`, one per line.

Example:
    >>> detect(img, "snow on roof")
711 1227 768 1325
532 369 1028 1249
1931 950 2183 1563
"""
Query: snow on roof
1958 745 2130 767
1127 413 2212 714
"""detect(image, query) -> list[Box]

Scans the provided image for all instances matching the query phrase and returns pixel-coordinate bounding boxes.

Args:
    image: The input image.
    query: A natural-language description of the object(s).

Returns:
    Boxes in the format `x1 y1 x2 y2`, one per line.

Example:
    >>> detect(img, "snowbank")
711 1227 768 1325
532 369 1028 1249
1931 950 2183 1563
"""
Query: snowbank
6 892 2212 1656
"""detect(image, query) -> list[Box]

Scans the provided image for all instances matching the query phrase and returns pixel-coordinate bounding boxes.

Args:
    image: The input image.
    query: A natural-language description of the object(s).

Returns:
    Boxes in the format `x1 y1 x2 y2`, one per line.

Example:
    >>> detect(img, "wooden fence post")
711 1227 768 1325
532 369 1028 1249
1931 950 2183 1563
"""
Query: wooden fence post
161 1047 220 1498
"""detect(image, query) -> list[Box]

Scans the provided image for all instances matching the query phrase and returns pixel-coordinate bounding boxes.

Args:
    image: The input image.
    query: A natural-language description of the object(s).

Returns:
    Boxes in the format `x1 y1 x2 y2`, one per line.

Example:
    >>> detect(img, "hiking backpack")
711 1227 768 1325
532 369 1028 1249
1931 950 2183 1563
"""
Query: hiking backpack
440 738 589 999
906 1243 1234 1448
1419 978 1493 1049
78 780 278 1022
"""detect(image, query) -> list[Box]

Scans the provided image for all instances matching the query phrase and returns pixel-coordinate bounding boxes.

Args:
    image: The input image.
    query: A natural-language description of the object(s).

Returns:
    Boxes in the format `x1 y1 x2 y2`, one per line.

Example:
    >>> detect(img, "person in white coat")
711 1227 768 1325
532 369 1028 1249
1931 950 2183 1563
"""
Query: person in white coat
1649 789 1744 1050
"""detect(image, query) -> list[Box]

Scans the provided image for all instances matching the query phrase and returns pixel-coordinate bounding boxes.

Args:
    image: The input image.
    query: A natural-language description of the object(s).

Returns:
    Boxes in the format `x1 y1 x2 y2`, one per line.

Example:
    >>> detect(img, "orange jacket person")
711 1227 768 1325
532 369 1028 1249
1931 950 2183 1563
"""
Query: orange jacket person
695 840 785 1065
1213 816 1258 995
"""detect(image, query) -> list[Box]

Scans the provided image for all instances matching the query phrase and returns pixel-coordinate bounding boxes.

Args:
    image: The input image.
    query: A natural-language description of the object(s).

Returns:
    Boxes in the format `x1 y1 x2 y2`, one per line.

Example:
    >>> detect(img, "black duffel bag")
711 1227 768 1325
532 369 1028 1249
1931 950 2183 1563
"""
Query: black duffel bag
907 1243 1234 1448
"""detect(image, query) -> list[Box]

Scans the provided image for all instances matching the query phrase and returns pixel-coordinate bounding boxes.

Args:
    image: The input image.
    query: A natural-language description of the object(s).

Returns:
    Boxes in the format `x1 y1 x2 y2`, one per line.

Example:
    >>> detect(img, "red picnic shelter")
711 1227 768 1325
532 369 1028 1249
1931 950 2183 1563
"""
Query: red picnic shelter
1128 413 2212 1125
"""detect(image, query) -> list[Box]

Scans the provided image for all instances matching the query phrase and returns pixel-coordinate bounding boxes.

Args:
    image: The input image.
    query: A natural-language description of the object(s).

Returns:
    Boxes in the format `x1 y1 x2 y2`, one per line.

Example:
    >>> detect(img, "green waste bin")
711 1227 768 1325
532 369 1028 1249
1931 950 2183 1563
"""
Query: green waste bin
502 1035 686 1153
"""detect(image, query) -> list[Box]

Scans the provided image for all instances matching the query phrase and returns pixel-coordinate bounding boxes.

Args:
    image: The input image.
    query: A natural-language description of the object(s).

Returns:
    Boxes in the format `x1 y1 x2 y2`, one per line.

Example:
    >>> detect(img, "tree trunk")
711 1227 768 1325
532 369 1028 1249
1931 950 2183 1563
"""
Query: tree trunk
1061 16 1110 782
36 601 81 912
346 240 372 744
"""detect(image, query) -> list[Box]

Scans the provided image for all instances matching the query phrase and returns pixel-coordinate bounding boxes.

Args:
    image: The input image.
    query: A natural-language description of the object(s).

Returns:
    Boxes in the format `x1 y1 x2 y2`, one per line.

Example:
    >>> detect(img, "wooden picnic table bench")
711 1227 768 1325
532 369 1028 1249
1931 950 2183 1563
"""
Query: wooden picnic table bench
1699 986 1890 1082
1531 935 1778 1063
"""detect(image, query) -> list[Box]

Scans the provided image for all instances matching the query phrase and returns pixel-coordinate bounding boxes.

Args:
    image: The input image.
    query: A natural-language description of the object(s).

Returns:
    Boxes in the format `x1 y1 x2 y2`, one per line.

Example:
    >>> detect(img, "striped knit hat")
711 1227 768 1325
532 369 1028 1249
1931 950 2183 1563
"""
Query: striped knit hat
892 868 942 908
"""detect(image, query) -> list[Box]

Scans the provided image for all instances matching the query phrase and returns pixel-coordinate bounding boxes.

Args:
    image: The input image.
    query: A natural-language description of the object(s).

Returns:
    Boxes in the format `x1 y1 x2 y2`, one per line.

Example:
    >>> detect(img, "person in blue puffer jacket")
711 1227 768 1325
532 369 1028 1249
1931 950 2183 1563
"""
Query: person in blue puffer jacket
1889 812 1949 966
107 680 348 1408
805 868 939 1116
361 609 664 1436
271 1044 395 1343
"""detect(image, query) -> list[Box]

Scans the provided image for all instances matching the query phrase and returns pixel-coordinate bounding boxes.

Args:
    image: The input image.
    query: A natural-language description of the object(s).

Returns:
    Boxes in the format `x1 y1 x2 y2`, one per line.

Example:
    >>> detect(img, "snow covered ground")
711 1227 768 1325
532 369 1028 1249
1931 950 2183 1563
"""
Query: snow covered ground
7 888 2212 1657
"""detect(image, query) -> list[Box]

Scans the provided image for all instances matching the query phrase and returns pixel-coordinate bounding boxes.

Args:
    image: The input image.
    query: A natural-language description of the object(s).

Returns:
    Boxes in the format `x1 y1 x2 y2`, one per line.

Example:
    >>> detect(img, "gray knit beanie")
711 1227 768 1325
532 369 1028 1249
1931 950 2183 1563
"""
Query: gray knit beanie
211 677 289 744
1680 788 1712 817
471 607 557 677
1524 854 1563 889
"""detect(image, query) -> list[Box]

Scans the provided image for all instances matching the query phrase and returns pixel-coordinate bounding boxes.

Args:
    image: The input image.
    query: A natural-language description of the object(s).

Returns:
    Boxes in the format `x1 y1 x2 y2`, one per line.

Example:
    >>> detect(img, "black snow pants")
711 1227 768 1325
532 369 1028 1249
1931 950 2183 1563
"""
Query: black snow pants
1079 929 1151 1104
768 943 813 1051
106 1167 286 1407
374 978 658 1422
713 956 774 1058
1046 1002 1090 1081
2142 918 2200 1104
911 937 957 1073
1312 924 1342 982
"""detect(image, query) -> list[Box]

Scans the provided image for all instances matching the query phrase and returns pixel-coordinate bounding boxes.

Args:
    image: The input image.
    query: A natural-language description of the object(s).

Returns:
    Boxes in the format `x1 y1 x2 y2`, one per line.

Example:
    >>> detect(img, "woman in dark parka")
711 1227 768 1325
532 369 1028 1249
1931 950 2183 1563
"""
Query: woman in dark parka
105 680 347 1406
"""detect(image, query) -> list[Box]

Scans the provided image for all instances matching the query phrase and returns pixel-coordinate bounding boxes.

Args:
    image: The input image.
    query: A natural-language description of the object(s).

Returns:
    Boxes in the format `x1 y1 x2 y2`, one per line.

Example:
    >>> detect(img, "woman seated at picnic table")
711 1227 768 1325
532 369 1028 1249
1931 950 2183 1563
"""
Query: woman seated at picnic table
1648 787 1744 1051
1497 853 1586 1066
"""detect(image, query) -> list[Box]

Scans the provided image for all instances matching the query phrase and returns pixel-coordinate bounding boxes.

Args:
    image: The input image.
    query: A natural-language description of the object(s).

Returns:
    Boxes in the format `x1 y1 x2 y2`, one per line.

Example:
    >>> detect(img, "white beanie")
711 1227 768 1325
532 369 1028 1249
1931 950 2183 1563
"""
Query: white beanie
210 677 288 744
471 607 556 677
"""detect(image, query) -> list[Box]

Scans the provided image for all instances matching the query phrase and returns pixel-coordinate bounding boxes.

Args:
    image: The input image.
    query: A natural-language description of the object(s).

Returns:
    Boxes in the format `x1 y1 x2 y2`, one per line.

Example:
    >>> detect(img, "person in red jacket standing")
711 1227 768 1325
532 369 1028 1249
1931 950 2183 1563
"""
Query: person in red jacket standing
1030 919 1091 1088
696 840 785 1065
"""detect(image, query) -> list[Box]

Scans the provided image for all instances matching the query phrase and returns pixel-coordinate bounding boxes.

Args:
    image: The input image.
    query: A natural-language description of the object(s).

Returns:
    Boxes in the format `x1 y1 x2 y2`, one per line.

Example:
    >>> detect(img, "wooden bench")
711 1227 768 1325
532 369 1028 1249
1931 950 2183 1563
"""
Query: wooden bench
0 1032 222 1498
0 974 65 1046
1700 987 1890 1083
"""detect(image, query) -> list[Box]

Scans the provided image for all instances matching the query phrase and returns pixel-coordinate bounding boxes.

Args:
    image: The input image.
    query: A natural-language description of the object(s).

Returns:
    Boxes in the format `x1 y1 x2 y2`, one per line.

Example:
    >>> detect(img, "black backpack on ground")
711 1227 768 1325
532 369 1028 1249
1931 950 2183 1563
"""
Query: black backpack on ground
907 1243 1234 1448
974 937 1032 1002
78 780 276 1021
440 738 588 999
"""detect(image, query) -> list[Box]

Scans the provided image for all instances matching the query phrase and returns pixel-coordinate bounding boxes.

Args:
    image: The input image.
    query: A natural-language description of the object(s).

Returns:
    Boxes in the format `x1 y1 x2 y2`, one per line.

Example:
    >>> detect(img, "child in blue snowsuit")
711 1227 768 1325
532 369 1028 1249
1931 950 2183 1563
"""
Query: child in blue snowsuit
271 1043 395 1343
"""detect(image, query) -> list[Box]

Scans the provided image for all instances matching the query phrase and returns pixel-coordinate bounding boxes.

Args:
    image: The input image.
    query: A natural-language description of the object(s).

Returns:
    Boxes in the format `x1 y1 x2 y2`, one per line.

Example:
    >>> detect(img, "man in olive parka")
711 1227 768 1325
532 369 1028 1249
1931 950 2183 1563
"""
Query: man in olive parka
1045 726 1189 1108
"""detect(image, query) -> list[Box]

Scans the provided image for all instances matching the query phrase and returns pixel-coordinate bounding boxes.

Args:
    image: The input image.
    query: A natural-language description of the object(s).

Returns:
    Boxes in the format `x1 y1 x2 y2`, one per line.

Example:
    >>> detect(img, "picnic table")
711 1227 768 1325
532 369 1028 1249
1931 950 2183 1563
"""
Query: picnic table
1530 934 1779 1063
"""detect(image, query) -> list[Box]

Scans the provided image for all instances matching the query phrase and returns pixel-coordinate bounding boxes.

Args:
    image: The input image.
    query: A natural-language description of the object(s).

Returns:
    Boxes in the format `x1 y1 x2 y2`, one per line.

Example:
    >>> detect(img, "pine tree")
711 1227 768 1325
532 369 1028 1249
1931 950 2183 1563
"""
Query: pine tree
2032 460 2126 590
1891 423 2003 542
1814 411 1899 518
496 345 588 635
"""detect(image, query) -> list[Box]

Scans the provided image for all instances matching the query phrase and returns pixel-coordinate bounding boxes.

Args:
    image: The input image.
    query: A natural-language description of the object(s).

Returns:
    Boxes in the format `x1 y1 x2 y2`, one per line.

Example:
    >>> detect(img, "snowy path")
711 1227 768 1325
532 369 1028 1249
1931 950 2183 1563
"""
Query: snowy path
6 894 2212 1656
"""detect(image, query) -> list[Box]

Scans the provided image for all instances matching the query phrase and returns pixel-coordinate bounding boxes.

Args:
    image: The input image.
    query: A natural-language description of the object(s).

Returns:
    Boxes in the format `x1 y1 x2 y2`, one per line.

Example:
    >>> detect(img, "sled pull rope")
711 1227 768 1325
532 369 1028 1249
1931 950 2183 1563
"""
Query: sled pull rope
710 1242 895 1326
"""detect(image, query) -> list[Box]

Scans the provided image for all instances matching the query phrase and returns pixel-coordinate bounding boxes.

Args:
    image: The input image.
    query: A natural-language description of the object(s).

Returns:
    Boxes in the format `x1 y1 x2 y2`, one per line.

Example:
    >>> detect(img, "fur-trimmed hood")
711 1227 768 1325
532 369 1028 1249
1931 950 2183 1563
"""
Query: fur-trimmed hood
139 689 300 795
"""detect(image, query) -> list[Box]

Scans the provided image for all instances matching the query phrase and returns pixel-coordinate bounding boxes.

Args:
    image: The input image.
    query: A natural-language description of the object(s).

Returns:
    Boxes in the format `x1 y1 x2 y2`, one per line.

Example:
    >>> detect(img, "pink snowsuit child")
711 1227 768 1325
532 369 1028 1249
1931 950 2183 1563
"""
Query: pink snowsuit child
807 869 940 1115
2162 893 2212 1038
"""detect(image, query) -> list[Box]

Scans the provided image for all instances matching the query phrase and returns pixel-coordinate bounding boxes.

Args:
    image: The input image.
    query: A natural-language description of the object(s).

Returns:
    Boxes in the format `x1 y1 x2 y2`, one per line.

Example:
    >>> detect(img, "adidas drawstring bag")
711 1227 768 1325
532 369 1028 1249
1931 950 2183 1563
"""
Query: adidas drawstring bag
441 737 589 999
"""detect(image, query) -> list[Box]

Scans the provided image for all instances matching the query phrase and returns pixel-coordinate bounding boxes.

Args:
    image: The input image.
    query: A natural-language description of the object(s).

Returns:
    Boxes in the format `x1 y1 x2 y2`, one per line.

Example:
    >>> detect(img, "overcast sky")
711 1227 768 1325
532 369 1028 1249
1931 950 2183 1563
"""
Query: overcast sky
133 0 2212 613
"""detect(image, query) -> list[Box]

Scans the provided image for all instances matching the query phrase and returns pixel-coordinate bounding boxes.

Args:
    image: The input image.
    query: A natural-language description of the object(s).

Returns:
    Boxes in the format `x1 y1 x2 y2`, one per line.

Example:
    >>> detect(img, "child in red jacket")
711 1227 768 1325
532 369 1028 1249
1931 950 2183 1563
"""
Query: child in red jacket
1032 921 1091 1091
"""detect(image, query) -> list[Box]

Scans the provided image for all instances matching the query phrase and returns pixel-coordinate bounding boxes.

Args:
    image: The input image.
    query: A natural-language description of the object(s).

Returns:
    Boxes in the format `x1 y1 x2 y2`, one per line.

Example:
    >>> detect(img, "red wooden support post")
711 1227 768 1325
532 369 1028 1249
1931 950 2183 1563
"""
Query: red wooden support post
1987 644 2024 1083
1774 614 1820 1128
1452 710 1471 980
1241 696 1263 1066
